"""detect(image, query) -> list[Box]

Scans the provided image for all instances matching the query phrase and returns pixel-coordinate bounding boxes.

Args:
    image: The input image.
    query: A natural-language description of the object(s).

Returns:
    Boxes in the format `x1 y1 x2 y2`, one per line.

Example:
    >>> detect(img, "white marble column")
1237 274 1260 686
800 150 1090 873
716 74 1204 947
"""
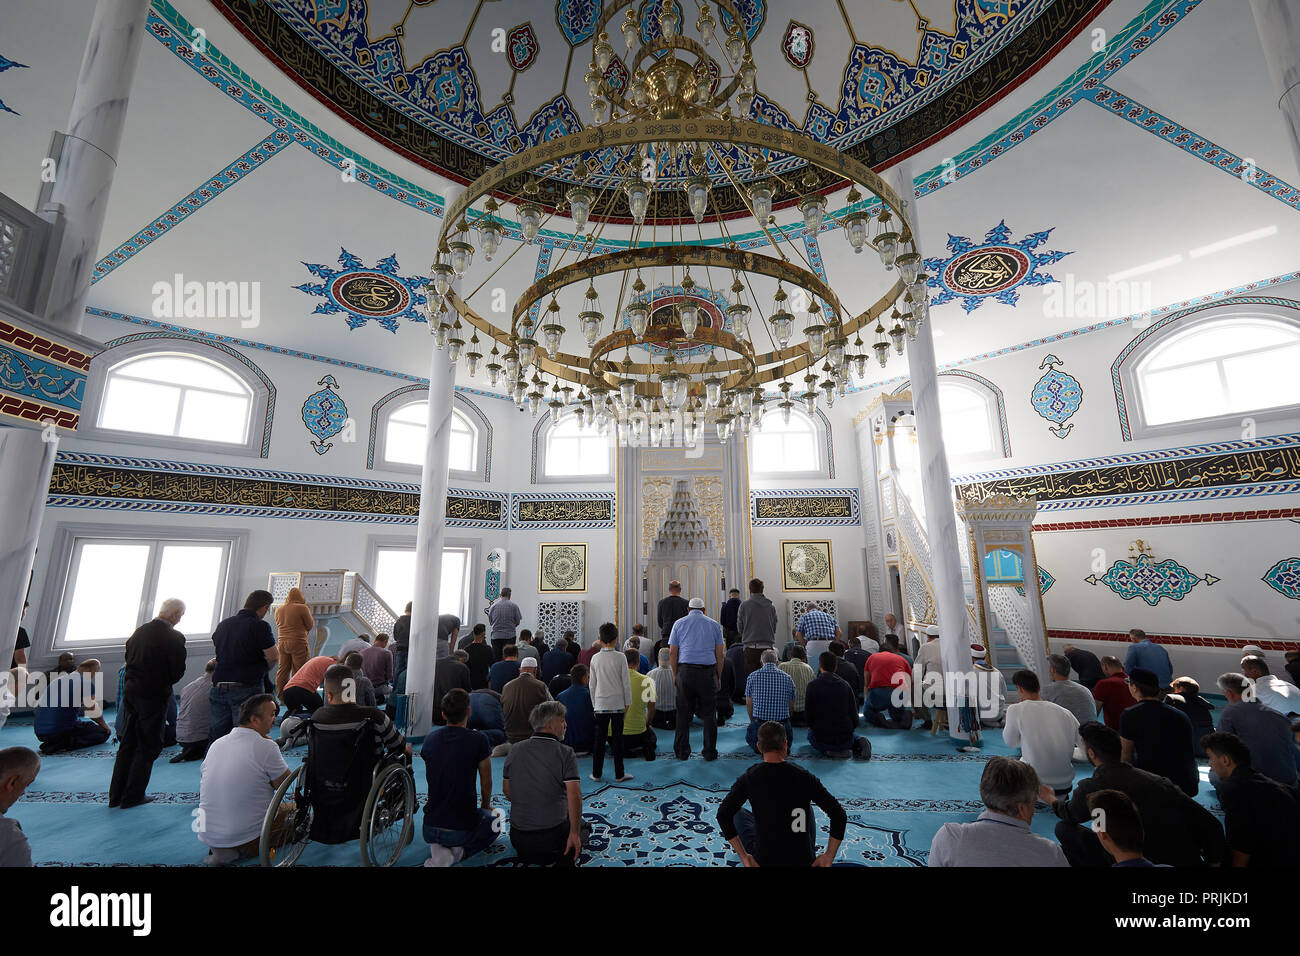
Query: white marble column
0 428 59 672
887 161 974 740
1251 1 1300 173
405 304 458 737
41 0 152 332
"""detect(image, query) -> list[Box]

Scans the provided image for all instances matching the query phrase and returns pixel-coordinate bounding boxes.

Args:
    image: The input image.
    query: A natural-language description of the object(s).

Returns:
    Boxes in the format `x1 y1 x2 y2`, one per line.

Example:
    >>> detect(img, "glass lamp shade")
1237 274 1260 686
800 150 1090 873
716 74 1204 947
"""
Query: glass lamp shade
516 337 538 369
527 390 544 417
591 387 610 412
906 276 929 304
624 181 651 225
873 341 890 368
580 310 604 346
512 380 528 406
895 252 923 284
465 350 482 377
670 378 690 409
890 324 907 354
725 29 743 61
485 362 503 387
659 7 679 39
448 333 465 362
542 324 564 359
903 315 920 339
477 219 504 261
804 324 827 359
504 351 521 381
704 377 723 408
595 33 614 72
770 310 794 347
737 389 754 415
659 373 678 404
626 302 651 338
567 187 594 232
585 66 603 98
684 175 711 223
518 203 542 241
739 57 755 93
801 390 818 415
678 302 700 337
716 416 732 442
844 212 869 253
725 301 751 333
851 354 868 380
447 240 474 277
873 232 900 270
434 323 452 349
430 263 454 297
748 182 774 223
696 9 715 44
799 195 827 235
820 379 836 407
548 400 565 422
621 13 638 49
618 378 637 407
779 400 794 425
827 338 846 368
630 414 645 440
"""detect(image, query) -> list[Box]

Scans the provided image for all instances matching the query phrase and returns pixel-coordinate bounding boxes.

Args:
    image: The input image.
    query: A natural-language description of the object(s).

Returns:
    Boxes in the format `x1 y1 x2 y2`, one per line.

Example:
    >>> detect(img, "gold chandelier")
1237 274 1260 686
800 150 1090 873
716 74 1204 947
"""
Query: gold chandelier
427 0 930 444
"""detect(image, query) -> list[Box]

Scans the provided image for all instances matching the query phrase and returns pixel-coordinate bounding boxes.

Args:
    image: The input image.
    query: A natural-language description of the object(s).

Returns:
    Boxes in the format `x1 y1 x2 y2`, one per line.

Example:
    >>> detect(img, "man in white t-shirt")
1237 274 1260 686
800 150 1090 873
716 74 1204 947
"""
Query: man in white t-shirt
198 692 291 865
1002 669 1079 796
1241 656 1300 717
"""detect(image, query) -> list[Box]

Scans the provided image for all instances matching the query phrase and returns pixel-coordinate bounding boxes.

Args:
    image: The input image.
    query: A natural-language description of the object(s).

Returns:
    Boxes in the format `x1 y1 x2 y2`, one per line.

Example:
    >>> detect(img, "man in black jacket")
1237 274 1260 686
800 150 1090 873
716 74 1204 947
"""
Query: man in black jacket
1203 731 1300 867
1044 722 1226 867
109 599 188 808
804 652 870 759
656 581 689 645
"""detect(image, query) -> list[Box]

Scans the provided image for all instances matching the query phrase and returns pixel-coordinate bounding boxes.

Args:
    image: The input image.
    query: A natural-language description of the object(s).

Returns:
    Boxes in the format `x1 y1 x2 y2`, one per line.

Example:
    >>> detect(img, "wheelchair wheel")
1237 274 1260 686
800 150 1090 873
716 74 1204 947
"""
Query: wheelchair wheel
359 762 414 867
259 766 312 867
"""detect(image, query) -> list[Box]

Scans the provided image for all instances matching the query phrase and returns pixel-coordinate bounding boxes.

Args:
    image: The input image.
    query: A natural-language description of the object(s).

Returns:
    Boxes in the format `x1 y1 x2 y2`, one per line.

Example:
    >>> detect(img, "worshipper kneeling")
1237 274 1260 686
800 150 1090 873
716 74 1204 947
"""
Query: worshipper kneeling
280 654 337 716
1002 669 1079 797
1202 731 1300 867
928 757 1068 866
557 665 594 756
744 649 795 755
1088 789 1169 867
197 694 291 865
502 701 591 865
1215 672 1298 790
1044 722 1225 868
467 688 508 748
1119 668 1198 797
862 644 913 731
488 645 522 694
421 689 499 867
1165 675 1214 753
34 660 110 755
171 659 215 763
804 652 870 759
779 645 815 728
621 648 657 762
716 720 847 867
344 651 377 708
360 633 394 701
0 747 40 867
647 649 676 730
502 656 552 748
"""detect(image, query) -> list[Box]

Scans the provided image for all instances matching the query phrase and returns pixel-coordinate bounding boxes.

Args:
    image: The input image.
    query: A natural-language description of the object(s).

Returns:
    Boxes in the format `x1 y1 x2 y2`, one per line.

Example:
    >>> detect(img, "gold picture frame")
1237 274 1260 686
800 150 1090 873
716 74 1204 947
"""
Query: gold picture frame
538 542 588 594
780 540 834 592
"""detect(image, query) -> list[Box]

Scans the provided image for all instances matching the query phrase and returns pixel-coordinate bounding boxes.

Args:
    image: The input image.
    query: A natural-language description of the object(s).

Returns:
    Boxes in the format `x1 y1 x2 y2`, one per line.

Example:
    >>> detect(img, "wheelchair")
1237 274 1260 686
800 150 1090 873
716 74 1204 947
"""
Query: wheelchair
259 716 415 867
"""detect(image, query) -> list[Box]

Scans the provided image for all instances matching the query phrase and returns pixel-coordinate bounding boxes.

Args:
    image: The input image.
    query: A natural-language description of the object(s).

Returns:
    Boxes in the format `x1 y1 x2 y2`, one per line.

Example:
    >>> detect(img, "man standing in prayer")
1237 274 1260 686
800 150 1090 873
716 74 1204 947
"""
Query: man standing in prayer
737 578 779 683
488 587 522 660
657 581 690 648
670 597 726 761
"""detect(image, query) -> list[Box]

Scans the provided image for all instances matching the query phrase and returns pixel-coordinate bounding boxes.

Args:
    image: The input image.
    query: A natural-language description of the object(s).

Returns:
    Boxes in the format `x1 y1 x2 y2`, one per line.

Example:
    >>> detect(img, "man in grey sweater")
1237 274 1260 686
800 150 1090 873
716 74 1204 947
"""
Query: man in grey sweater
737 578 779 684
488 588 522 660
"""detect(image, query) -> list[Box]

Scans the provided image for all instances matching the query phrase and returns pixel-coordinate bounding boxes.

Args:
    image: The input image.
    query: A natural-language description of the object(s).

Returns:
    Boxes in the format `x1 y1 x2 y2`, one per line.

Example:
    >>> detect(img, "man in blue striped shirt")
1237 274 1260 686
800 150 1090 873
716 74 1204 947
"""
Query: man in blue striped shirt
744 650 795 754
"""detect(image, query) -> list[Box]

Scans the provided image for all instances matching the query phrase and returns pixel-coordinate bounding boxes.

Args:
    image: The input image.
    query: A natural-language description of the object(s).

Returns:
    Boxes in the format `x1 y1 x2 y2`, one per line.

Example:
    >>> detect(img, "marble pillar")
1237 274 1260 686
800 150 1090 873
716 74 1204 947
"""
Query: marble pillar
41 0 152 332
887 161 974 741
1251 1 1300 173
0 427 59 674
405 300 458 738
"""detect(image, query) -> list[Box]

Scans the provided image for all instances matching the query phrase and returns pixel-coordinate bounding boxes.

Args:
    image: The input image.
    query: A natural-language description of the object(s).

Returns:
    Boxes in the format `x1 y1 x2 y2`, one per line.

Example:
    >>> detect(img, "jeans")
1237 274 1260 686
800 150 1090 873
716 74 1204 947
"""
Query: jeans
424 807 499 861
510 819 591 866
209 683 260 742
593 711 625 778
862 687 913 730
746 717 793 754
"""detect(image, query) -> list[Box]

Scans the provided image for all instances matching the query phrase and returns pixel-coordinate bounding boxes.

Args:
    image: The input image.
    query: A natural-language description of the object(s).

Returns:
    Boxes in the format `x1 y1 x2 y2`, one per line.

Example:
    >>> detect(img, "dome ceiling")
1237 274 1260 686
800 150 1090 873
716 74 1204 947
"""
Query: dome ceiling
210 0 1112 223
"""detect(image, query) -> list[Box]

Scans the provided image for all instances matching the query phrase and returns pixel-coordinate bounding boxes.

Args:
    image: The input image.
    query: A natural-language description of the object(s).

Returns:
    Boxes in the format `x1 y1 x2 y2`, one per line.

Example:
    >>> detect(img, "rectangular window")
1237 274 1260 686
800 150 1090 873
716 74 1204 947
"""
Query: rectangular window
373 546 472 622
55 534 236 647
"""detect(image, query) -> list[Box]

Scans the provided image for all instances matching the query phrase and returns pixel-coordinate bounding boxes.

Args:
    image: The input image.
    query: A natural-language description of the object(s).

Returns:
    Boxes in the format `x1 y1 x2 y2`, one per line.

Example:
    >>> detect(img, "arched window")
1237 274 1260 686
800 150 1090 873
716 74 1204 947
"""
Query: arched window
542 414 613 479
82 340 273 456
938 379 998 461
370 389 491 480
1132 314 1300 431
751 409 820 475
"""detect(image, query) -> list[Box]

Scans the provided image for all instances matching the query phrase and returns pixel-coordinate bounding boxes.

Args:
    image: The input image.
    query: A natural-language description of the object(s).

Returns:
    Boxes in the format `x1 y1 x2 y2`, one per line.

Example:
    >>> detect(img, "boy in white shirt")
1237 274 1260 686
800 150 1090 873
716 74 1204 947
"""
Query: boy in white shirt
1002 669 1079 796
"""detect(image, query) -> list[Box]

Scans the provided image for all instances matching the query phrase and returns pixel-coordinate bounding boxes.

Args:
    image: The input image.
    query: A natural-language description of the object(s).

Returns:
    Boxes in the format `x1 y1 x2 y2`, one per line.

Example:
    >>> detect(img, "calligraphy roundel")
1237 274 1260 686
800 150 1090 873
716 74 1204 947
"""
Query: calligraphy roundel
331 271 412 318
944 247 1030 297
541 544 586 592
781 541 832 591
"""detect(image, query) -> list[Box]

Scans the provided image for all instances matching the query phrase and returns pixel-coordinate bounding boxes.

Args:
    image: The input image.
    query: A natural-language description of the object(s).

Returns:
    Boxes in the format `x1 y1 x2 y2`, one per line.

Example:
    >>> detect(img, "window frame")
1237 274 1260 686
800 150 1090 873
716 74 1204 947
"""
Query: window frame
1119 306 1300 441
369 389 491 482
533 412 616 484
364 534 479 625
79 338 273 458
38 522 248 658
936 377 1003 465
749 407 824 478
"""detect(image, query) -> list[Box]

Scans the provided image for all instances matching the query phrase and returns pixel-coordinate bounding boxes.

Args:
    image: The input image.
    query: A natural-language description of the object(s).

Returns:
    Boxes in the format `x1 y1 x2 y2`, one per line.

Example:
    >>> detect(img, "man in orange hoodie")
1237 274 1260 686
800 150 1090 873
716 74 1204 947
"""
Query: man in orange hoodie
273 588 315 698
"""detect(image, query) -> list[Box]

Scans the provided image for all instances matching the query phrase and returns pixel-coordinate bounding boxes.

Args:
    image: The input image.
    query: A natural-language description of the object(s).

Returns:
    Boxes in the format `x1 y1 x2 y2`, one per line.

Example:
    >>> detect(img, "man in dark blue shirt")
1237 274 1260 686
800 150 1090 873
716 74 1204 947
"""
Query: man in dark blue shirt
467 688 506 748
488 646 521 693
1062 643 1104 690
1119 668 1198 796
557 665 594 756
421 689 498 866
804 653 870 759
209 591 276 743
720 588 742 646
541 638 575 686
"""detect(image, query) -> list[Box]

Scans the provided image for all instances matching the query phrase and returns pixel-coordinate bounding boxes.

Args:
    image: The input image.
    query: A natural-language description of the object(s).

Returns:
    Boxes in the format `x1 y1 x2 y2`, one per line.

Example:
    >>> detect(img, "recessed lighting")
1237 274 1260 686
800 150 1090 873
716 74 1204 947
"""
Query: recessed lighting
1189 225 1278 259
1107 255 1183 283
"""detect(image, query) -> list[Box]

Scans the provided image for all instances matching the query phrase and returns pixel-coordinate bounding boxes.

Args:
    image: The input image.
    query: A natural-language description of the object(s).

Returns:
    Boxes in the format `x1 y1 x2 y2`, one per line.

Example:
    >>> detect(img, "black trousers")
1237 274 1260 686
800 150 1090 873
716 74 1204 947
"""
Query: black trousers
109 692 169 807
510 819 591 866
674 665 719 759
170 740 209 763
281 686 323 714
37 720 109 753
1054 820 1113 867
592 711 625 778
651 709 676 730
622 727 657 760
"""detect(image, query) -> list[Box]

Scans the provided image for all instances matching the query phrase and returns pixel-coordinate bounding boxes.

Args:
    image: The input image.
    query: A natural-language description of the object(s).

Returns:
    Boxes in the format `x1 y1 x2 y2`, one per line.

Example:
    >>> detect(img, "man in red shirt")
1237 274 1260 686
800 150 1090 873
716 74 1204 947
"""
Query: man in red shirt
1091 656 1130 729
863 648 914 730
576 637 600 670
